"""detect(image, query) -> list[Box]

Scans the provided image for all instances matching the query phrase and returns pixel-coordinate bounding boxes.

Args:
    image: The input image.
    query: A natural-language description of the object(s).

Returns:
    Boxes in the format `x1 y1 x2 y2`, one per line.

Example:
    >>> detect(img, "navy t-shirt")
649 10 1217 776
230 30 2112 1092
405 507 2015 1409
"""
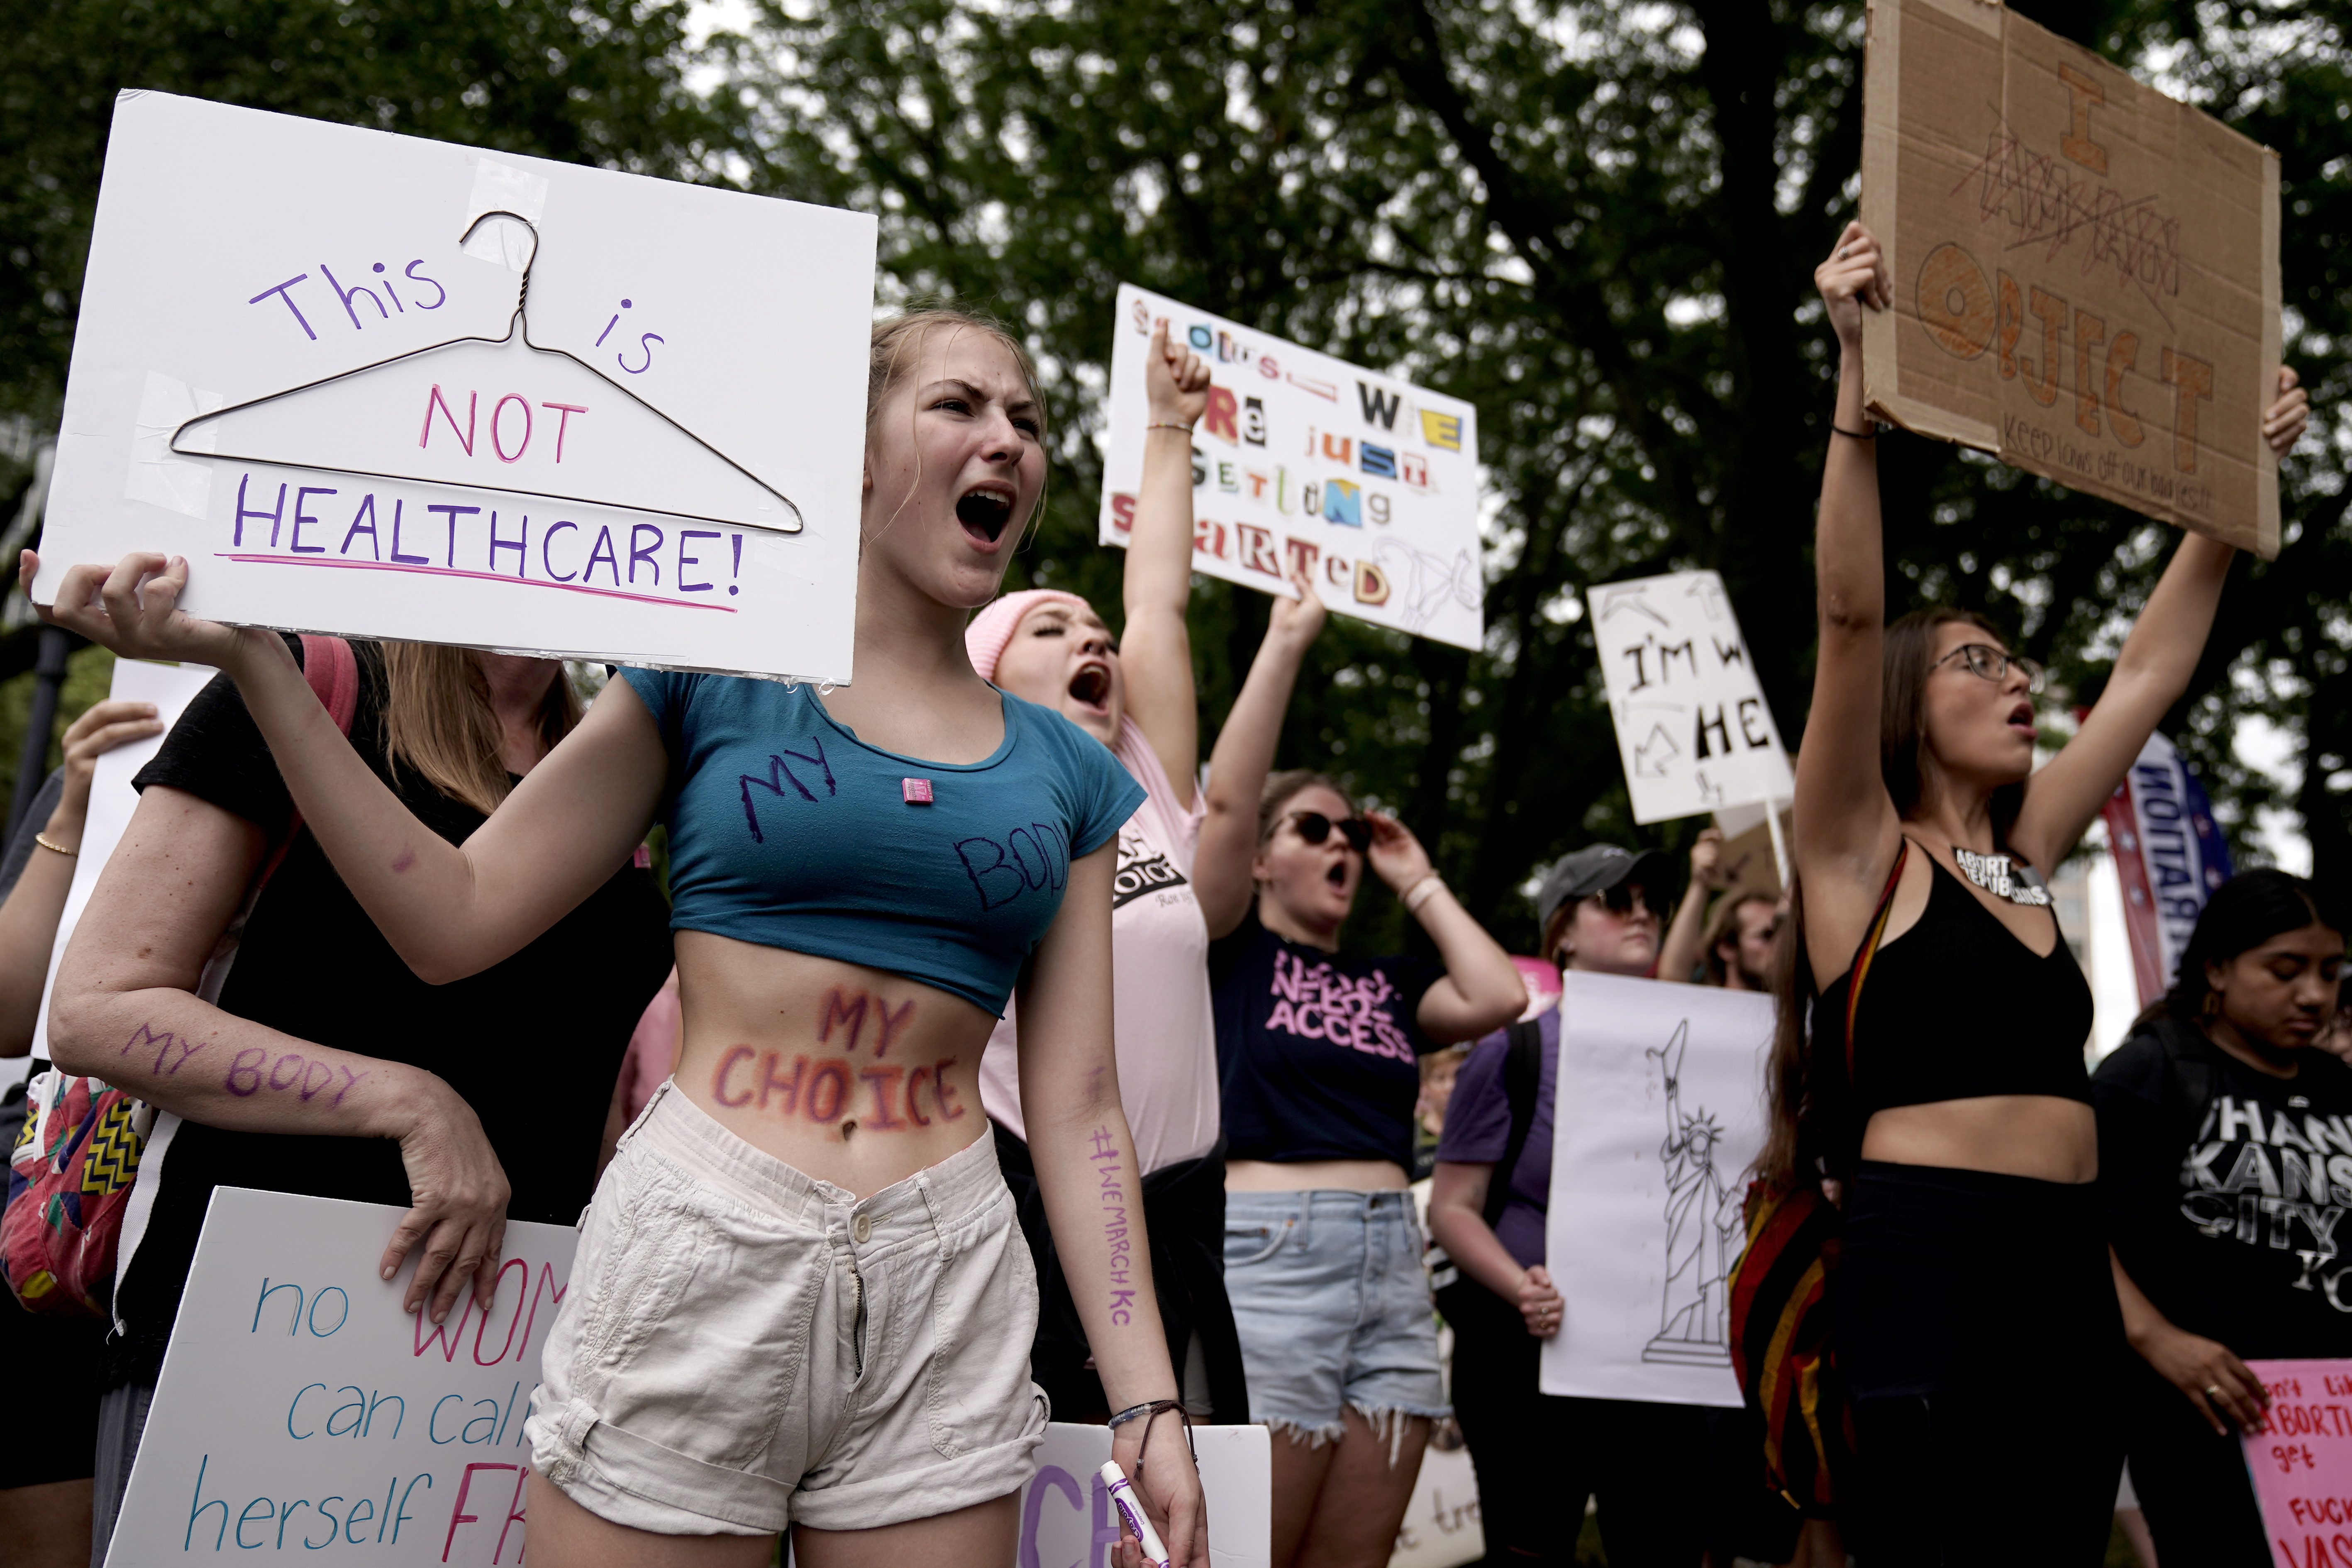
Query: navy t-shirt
1210 903 1440 1168
1437 1006 1558 1268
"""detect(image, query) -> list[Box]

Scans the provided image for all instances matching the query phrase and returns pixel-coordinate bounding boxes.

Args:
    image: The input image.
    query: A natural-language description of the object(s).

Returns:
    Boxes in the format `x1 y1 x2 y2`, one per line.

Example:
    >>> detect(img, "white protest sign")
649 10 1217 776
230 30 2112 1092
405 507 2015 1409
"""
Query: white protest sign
106 1188 576 1566
1013 1421 1271 1568
1540 973 1774 1407
31 658 217 1058
1098 285 1485 651
1587 570 1795 824
1387 1441 1483 1568
39 91 876 682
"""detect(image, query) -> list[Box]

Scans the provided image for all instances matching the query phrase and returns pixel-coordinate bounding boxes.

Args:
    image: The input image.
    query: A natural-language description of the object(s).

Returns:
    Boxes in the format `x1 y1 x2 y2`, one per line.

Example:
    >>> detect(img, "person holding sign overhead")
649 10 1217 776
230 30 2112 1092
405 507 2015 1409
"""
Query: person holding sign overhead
28 305 1208 1568
2096 870 2351 1566
1215 771 1525 1568
969 321 1323 1429
1764 216 2308 1561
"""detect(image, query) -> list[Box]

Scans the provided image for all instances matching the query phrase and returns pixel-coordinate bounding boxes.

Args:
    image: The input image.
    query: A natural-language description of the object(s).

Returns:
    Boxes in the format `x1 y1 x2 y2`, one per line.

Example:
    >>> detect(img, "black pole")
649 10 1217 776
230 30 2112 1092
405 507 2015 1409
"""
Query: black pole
6 624 71 841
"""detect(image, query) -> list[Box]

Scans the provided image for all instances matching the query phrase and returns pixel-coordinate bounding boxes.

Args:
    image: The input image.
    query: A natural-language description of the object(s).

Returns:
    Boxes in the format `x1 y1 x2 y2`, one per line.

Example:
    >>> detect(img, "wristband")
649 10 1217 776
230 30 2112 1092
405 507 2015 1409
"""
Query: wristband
1108 1398 1184 1431
1145 421 1195 434
1402 873 1446 914
1831 422 1877 440
33 833 77 857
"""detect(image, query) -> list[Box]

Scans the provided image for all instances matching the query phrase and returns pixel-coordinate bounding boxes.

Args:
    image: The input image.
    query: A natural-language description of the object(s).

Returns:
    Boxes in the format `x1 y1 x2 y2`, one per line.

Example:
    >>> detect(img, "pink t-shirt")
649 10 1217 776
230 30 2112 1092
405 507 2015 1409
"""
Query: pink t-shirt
980 716 1219 1174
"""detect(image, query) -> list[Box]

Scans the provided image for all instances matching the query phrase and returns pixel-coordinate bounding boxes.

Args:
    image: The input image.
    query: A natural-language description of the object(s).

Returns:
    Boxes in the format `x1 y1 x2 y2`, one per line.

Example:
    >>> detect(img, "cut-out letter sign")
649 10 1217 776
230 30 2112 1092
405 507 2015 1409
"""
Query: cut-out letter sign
1860 0 2281 554
1098 284 1486 651
39 92 876 681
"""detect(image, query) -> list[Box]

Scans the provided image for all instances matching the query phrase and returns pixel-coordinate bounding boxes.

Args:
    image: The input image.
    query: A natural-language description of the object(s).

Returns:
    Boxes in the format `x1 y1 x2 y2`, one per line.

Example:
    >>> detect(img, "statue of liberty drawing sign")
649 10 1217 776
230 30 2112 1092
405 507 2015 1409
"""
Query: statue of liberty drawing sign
1641 1021 1744 1368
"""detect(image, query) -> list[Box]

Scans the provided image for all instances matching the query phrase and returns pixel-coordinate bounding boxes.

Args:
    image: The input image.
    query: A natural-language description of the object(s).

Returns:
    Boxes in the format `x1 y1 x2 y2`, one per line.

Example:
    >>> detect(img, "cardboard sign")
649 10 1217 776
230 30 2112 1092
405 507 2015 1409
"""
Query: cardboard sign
1859 0 2281 554
2241 1358 2352 1564
30 658 219 1058
1014 1422 1271 1568
38 91 876 680
105 1188 576 1566
1587 571 1795 825
1540 974 1774 1407
1098 285 1485 651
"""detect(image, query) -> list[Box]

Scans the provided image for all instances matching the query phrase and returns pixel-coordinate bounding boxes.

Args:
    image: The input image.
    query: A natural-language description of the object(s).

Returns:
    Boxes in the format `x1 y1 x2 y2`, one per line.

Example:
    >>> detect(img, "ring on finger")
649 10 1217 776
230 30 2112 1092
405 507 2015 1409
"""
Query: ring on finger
2206 1383 2225 1398
1838 246 1850 259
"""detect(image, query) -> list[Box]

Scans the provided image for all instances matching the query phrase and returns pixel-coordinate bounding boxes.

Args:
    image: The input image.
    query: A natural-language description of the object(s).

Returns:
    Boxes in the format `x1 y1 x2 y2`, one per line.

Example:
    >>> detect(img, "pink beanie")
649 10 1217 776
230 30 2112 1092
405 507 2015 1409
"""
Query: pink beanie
964 588 1094 681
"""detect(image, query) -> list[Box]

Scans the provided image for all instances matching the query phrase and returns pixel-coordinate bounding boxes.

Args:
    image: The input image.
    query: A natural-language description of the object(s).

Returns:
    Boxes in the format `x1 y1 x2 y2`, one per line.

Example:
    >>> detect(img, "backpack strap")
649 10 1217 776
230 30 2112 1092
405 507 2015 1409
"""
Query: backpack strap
252 636 361 894
2151 1015 2219 1139
1481 1014 1548 1229
1842 839 1910 1078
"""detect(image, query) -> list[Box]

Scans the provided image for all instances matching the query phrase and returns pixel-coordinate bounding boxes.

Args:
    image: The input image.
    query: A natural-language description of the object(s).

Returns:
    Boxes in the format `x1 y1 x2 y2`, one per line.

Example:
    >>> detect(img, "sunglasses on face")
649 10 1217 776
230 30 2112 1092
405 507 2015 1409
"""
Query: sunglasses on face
1929 642 2046 695
1587 883 1652 917
1289 812 1373 853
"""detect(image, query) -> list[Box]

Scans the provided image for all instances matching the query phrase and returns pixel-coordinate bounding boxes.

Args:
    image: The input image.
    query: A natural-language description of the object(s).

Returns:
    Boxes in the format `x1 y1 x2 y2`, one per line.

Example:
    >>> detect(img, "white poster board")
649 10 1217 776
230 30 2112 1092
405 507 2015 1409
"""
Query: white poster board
1098 285 1485 651
37 91 876 683
1587 570 1795 824
105 1188 576 1566
31 658 218 1058
1014 1421 1271 1568
1387 1442 1483 1568
1540 973 1774 1407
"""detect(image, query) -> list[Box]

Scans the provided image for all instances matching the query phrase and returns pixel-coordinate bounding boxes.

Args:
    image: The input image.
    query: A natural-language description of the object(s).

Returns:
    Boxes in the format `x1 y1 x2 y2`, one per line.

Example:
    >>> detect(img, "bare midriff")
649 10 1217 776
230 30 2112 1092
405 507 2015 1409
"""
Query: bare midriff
673 930 996 1198
1861 1095 2097 1184
1225 1157 1408 1193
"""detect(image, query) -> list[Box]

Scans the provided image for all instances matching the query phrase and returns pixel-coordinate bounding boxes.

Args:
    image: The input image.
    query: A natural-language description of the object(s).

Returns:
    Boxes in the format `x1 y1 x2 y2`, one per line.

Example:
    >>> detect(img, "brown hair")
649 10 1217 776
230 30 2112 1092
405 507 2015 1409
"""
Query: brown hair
1257 770 1353 846
379 644 581 817
866 306 1048 542
1702 891 1780 985
1757 605 2023 1191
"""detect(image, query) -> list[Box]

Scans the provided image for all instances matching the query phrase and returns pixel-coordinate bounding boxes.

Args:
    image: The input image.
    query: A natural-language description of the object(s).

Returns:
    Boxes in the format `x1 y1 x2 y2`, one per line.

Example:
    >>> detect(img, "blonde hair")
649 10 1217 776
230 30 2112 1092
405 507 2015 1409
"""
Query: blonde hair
379 643 581 817
866 307 1048 541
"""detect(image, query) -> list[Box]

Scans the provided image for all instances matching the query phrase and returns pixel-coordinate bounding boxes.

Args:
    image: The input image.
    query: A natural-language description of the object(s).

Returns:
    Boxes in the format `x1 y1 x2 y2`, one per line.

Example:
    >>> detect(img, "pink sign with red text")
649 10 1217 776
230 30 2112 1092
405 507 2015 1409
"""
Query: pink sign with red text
2242 1358 2352 1564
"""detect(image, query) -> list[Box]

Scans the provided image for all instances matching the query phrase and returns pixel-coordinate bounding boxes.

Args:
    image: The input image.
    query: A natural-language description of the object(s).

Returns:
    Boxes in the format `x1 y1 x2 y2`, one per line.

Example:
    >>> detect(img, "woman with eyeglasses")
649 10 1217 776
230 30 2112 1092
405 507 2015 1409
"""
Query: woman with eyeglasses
1212 771 1525 1568
1760 219 2309 1562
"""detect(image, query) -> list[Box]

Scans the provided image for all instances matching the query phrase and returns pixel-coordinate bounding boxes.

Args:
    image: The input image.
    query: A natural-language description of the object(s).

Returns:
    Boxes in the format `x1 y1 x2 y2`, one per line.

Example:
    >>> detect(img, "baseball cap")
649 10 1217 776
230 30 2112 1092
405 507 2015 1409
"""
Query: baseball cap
1535 843 1675 937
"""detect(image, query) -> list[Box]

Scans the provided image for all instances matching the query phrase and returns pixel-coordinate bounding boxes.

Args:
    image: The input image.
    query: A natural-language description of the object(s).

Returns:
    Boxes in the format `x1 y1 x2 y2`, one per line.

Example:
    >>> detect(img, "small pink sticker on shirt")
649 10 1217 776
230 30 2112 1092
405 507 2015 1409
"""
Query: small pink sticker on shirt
633 844 653 868
903 778 934 804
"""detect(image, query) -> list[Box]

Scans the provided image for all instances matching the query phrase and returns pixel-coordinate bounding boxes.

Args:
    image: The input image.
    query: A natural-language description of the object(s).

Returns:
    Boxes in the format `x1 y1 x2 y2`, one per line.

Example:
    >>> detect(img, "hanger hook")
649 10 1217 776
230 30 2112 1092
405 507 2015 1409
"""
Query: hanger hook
457 208 542 312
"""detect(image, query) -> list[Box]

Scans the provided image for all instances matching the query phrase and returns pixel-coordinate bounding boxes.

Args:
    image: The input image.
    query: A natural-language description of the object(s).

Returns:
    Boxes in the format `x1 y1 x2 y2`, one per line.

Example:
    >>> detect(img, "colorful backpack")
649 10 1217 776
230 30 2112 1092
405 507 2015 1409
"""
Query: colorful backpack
1726 839 1907 1512
1 636 359 1319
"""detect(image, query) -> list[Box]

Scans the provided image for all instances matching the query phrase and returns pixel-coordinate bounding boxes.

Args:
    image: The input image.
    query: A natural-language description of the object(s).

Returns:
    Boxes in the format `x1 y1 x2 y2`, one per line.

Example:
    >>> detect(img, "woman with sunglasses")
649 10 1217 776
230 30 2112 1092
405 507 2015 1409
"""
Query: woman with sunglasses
1213 771 1525 1568
1761 218 2309 1561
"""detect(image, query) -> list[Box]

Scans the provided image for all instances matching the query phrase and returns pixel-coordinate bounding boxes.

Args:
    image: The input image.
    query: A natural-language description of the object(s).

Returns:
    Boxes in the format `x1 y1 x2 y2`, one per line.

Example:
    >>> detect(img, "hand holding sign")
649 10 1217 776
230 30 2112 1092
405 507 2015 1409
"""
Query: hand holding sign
1147 321 1215 433
23 550 256 672
1816 220 1894 351
1110 1411 1211 1568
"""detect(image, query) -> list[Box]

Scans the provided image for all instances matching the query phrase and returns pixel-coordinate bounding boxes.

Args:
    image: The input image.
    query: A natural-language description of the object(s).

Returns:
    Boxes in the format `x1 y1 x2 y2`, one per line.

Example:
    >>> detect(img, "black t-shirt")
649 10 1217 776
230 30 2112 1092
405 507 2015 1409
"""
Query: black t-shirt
1210 902 1440 1169
2095 1019 2352 1361
108 639 671 1388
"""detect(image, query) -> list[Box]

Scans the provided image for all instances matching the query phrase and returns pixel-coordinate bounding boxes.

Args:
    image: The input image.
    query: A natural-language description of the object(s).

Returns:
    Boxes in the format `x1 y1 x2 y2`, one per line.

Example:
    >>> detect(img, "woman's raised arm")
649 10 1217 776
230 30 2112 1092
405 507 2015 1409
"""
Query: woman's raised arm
1119 322 1214 807
2010 368 2309 871
24 550 665 984
1794 221 1903 964
1192 561 1327 937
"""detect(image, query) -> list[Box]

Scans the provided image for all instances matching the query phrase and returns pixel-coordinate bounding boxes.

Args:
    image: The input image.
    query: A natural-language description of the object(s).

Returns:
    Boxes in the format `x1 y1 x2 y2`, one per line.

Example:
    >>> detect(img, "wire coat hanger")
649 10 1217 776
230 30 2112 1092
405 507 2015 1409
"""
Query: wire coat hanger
171 210 803 533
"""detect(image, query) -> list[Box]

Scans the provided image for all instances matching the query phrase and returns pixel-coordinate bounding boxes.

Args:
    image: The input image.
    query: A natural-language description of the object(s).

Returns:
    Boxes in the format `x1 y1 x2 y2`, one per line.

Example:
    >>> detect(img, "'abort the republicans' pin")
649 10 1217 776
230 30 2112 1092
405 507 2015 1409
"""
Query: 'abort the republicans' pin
903 778 934 804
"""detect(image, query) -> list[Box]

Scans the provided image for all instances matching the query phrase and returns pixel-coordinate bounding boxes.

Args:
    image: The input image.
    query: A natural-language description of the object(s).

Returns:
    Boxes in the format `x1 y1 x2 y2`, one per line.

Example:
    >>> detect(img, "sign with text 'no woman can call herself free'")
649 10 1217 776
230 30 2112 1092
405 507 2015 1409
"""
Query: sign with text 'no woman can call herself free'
1587 570 1795 825
104 1188 576 1566
39 92 876 683
1097 285 1486 651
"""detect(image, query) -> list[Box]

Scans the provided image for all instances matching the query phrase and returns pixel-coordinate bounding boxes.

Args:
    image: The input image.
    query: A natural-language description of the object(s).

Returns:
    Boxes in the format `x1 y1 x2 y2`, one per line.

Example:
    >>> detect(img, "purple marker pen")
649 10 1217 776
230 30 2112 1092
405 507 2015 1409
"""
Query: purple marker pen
1099 1461 1172 1568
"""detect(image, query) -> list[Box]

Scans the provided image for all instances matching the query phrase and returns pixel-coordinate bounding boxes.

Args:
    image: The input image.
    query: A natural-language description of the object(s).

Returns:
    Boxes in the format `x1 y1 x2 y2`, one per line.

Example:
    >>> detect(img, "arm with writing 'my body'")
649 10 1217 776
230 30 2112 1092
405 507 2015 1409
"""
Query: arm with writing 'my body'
1016 843 1208 1568
48 784 511 1323
1191 561 1328 939
22 551 666 985
1119 322 1214 810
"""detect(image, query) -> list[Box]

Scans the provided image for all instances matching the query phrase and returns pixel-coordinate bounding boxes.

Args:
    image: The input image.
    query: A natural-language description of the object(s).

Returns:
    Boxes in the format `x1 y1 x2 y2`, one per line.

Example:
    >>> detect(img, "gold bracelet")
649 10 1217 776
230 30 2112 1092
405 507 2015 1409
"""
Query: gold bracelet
1144 420 1195 434
33 832 77 857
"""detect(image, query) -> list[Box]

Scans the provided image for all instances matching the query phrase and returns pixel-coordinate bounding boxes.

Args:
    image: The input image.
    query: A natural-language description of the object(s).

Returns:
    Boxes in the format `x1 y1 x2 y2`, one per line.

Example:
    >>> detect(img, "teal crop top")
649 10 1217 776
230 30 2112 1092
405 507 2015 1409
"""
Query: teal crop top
620 669 1144 1016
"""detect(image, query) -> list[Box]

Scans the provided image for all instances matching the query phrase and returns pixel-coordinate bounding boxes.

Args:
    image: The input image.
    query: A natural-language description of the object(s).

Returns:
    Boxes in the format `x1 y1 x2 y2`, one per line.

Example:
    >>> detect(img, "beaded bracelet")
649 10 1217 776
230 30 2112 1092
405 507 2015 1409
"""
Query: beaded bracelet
1108 1397 1196 1484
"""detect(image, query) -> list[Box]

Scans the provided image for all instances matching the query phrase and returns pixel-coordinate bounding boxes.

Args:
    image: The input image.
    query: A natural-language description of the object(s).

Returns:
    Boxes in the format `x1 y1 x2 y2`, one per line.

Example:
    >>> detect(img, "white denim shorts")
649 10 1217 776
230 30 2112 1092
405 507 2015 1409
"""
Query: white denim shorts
527 1082 1048 1536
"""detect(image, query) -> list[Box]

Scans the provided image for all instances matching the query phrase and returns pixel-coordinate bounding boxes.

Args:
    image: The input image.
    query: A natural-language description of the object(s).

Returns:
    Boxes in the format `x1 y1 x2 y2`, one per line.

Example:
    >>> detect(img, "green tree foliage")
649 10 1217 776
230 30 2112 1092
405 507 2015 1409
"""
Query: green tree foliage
721 0 2352 952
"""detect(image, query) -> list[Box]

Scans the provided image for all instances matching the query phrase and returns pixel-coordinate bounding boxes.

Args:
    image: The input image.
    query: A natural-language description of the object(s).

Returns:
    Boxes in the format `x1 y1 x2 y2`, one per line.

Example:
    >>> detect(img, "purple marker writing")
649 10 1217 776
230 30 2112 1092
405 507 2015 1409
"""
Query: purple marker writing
1099 1461 1171 1568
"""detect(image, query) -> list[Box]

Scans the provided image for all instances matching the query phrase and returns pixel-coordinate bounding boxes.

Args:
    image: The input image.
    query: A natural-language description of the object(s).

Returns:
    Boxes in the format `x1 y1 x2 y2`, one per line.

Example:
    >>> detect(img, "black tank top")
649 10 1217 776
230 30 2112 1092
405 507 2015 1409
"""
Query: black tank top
1821 842 2094 1118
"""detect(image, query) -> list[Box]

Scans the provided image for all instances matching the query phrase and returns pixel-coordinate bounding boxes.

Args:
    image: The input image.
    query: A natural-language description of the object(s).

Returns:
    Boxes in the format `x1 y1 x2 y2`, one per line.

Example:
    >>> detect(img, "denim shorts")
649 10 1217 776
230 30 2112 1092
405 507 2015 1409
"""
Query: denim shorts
1222 1189 1449 1444
528 1083 1049 1536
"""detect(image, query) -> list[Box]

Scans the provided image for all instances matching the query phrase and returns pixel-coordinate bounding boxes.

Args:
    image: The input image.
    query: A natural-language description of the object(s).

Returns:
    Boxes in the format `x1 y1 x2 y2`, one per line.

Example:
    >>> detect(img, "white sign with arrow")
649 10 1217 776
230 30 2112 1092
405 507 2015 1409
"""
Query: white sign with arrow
1587 570 1794 825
